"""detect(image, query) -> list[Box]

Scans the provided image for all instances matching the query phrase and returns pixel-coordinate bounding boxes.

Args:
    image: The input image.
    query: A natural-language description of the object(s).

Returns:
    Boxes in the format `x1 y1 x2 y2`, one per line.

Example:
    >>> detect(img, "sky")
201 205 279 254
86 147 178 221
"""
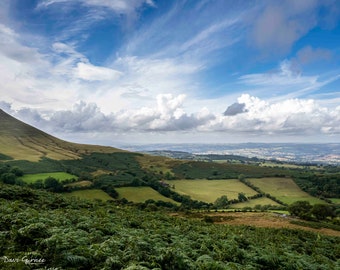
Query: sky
0 0 340 145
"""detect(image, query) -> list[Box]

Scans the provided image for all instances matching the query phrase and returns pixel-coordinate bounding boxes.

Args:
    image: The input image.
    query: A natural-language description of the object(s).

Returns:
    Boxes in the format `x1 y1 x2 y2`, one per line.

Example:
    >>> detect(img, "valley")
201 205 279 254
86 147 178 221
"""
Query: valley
0 109 339 269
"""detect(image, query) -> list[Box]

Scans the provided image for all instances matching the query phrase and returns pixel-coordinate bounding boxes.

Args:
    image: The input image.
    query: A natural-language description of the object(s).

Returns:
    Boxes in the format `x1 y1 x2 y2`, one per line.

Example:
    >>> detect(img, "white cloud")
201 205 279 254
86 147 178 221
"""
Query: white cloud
75 62 122 81
3 93 340 142
205 94 336 136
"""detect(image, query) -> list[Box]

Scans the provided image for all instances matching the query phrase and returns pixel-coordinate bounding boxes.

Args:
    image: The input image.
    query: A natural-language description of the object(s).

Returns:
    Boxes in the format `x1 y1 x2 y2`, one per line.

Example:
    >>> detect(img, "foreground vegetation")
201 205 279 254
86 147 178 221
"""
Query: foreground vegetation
0 184 339 270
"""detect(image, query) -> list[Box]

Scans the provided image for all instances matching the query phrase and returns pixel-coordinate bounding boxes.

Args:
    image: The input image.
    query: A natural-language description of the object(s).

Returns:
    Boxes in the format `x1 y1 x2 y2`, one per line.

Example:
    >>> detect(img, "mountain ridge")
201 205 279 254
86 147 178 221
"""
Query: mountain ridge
0 109 123 161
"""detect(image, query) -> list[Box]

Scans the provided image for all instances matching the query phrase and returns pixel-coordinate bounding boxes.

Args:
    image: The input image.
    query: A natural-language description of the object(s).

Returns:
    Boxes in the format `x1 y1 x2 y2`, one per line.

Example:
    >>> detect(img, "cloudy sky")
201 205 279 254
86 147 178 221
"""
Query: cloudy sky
0 0 340 145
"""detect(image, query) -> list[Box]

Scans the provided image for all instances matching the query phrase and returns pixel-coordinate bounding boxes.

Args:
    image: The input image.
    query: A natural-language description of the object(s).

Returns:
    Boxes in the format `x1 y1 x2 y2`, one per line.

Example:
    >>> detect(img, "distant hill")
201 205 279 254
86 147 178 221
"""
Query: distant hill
0 109 123 161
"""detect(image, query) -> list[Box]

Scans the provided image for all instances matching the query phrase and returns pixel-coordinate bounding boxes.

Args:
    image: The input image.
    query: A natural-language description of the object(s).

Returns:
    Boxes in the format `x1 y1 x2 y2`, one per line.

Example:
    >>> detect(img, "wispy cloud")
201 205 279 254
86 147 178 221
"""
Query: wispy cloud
239 59 340 102
37 0 155 15
239 60 318 87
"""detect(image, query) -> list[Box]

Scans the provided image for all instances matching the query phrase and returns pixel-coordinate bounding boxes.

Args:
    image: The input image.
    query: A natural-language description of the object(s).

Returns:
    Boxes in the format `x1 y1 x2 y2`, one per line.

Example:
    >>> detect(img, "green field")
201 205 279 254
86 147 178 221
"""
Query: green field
330 198 340 204
20 172 77 183
166 179 258 203
231 197 281 209
64 189 113 201
116 186 178 204
248 177 324 205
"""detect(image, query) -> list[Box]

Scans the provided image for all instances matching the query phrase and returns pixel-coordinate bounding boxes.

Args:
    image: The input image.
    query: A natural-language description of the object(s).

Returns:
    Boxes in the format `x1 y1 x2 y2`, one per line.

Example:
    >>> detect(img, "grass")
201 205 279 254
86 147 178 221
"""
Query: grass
248 177 324 205
64 189 113 201
0 109 123 161
20 172 77 183
230 197 281 208
330 198 340 204
166 179 258 203
116 186 178 204
65 180 93 188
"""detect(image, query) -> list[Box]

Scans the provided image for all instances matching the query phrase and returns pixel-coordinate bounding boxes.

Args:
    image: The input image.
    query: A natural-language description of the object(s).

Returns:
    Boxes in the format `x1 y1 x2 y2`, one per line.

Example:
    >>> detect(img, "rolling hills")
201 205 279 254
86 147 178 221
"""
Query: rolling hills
0 108 339 270
0 109 338 209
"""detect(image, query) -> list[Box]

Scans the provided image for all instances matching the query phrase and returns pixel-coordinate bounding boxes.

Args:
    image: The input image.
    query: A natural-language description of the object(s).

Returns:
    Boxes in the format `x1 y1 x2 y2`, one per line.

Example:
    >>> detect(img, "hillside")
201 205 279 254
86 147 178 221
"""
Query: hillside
0 109 123 161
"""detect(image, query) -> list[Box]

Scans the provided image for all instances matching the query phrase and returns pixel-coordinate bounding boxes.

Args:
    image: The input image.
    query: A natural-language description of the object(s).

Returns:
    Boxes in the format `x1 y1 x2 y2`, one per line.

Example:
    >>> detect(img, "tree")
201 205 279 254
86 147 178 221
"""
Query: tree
288 201 312 219
44 177 63 192
214 195 229 209
238 174 245 181
238 192 248 202
311 204 334 220
11 167 24 177
1 172 16 185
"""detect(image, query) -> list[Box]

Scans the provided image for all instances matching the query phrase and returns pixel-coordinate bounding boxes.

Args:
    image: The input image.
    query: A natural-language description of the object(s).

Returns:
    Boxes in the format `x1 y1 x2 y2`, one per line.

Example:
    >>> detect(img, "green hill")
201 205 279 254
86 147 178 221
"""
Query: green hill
0 109 123 161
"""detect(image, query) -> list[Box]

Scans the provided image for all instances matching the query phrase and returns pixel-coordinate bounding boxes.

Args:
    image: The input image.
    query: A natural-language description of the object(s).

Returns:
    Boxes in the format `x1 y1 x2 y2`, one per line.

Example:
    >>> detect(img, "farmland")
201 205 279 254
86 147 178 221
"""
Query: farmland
20 172 77 183
116 186 178 204
230 197 281 208
248 177 325 205
166 179 258 203
64 189 114 201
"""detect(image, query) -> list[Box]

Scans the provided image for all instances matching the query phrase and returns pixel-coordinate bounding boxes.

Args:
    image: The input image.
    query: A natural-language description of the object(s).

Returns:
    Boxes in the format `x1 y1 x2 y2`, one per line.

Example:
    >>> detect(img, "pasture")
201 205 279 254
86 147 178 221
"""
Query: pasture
230 197 281 208
248 177 324 205
116 186 178 204
20 172 77 183
166 179 258 203
330 198 340 204
64 189 113 201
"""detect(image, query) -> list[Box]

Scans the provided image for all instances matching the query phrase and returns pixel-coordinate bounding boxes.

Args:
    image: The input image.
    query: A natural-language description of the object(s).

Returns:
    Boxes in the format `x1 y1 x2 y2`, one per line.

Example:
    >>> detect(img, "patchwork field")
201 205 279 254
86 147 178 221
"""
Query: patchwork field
20 172 77 183
116 186 178 204
230 197 281 208
166 179 258 203
64 189 113 201
248 177 324 205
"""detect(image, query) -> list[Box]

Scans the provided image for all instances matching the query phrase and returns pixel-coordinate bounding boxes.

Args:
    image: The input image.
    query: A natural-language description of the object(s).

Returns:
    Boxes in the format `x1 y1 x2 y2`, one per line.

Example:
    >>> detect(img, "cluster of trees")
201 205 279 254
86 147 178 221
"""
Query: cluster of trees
0 183 338 270
288 201 336 221
172 161 289 180
293 173 340 198
0 164 23 185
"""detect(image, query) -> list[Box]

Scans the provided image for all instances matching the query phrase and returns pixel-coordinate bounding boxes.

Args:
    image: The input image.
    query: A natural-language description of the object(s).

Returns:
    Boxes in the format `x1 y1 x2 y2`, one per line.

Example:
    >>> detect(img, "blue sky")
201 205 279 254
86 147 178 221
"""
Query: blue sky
0 0 340 144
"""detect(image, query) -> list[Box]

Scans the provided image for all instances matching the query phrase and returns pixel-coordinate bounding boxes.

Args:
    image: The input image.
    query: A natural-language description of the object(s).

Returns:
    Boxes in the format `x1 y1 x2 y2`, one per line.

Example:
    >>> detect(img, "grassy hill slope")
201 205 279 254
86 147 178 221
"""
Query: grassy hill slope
0 109 123 161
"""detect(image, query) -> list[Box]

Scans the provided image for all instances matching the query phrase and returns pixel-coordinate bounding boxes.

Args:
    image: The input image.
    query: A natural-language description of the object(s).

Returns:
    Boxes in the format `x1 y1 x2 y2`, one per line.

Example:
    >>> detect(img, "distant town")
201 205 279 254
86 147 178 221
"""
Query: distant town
120 143 340 165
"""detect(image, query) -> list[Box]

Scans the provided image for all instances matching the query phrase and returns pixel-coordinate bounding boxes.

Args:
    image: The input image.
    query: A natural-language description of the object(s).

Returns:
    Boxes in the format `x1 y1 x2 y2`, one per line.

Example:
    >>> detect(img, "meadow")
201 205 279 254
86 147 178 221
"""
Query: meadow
166 179 258 203
64 189 114 201
230 197 281 208
20 172 77 183
248 177 325 205
115 186 178 204
330 198 340 204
